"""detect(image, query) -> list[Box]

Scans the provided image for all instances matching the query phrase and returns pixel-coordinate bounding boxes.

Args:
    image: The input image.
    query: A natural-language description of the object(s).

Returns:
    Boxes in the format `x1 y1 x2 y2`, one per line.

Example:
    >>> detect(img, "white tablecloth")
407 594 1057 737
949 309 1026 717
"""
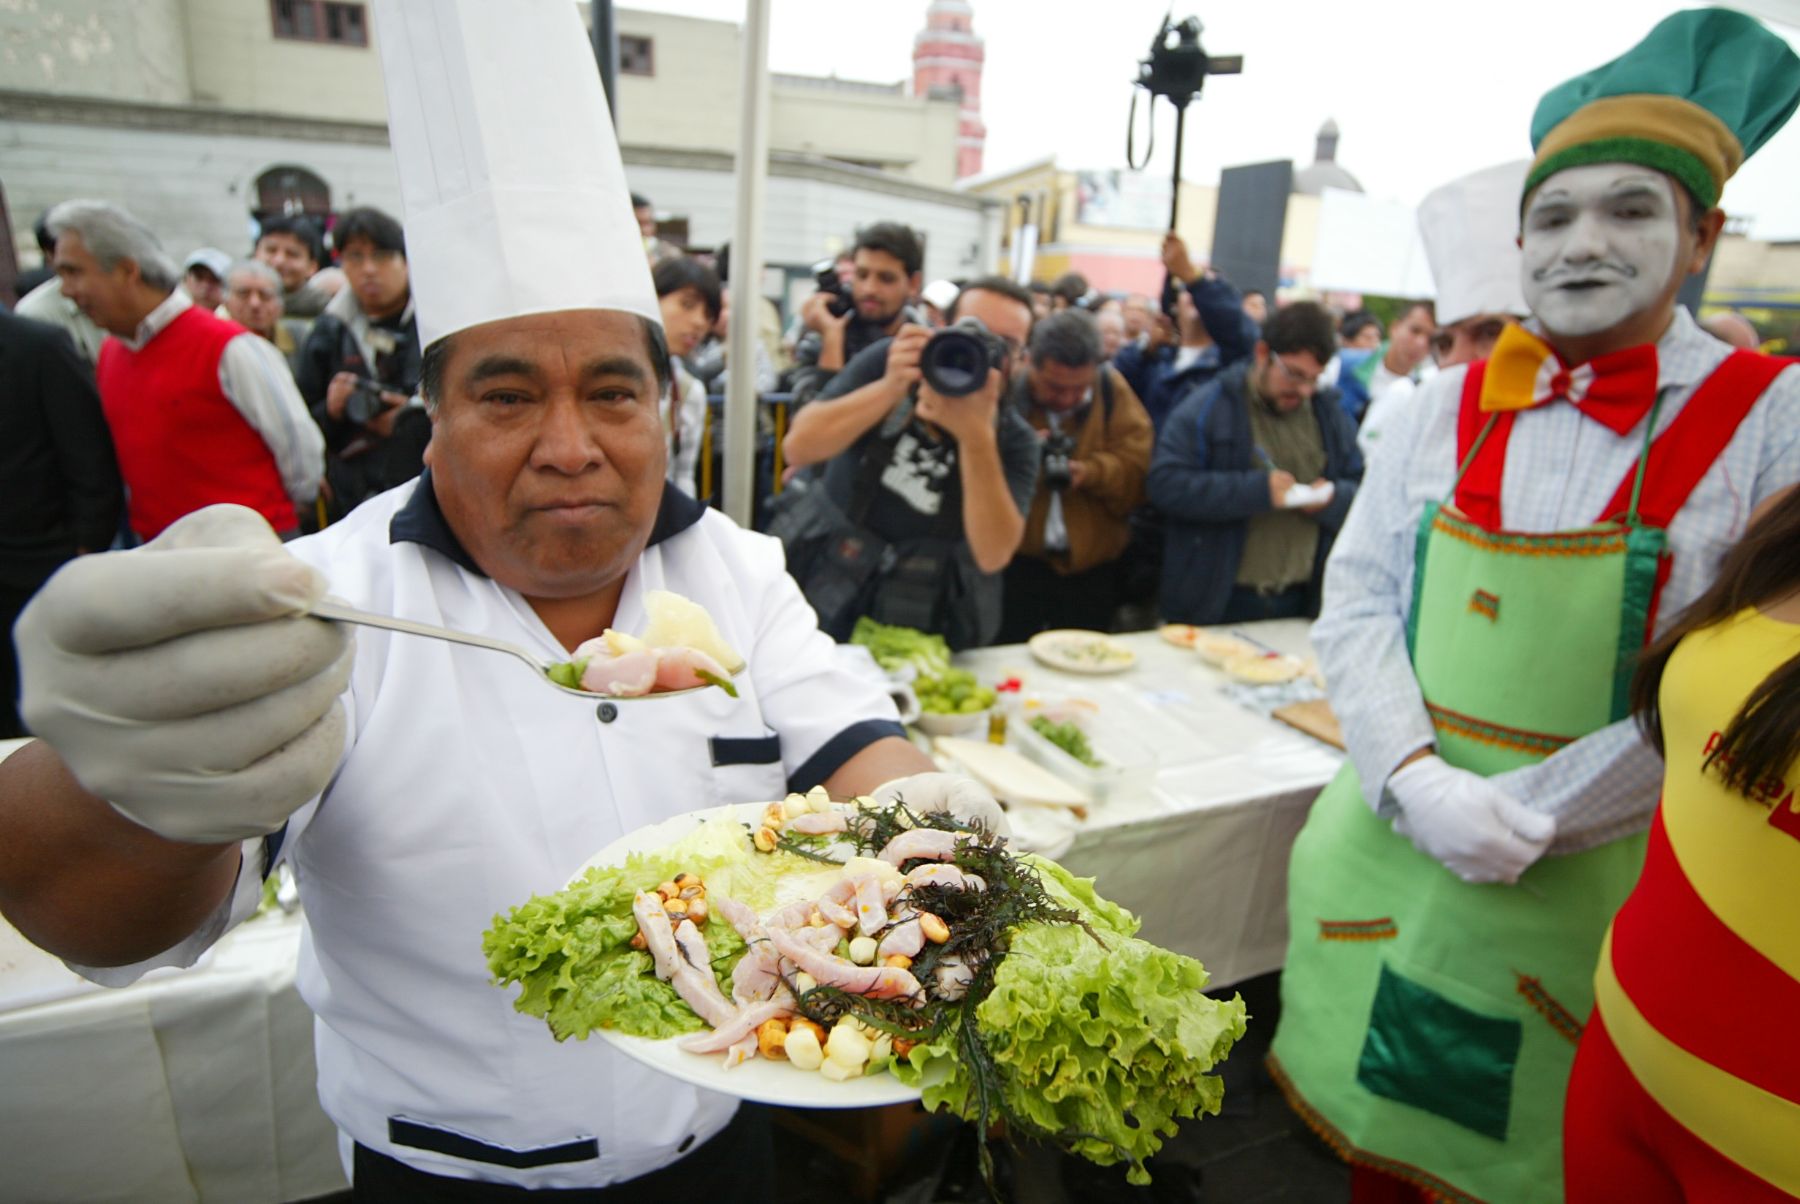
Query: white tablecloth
0 739 346 1204
952 620 1344 989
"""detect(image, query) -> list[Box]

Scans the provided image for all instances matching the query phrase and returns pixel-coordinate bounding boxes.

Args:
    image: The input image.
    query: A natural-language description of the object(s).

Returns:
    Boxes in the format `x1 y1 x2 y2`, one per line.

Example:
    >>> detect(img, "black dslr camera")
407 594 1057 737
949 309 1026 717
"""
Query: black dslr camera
919 317 1011 398
345 377 390 424
1041 431 1077 492
812 258 854 318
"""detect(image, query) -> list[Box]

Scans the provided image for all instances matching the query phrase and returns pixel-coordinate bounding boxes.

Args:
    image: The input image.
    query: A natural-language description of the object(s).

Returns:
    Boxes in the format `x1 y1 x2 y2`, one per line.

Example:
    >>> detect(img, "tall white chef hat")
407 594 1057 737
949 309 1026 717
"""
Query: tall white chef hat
372 0 659 350
1416 161 1530 327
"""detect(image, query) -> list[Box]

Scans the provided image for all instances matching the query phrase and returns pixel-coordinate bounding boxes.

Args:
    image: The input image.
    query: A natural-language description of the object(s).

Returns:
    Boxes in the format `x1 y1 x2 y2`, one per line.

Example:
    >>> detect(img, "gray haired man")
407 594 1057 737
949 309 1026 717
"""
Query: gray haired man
48 200 322 540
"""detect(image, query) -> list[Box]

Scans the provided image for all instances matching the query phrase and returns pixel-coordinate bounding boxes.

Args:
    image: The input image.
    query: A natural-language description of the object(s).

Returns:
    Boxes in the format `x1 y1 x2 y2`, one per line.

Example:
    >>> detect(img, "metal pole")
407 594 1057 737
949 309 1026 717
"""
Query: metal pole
591 0 618 126
1168 101 1188 230
724 0 772 528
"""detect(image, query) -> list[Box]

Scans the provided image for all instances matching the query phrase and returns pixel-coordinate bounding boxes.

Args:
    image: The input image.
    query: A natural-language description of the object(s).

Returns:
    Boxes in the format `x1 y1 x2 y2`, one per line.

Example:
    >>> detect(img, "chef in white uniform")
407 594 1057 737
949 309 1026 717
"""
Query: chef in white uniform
0 0 964 1195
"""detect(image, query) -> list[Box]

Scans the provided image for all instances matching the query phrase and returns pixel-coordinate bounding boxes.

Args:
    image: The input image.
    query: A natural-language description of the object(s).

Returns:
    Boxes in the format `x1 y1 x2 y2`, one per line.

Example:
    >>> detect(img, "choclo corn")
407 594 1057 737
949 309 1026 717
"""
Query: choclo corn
826 1023 872 1066
788 1016 825 1044
883 953 913 970
918 912 950 944
819 1057 862 1081
847 936 878 965
663 897 689 918
764 801 788 827
806 785 833 813
870 1033 894 1063
753 827 778 853
783 1026 824 1071
656 880 679 900
686 898 709 925
792 973 817 995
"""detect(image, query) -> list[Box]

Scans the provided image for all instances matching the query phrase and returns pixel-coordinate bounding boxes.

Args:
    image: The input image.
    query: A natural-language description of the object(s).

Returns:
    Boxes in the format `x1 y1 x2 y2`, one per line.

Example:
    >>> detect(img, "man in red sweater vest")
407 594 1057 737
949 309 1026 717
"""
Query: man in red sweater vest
48 201 324 540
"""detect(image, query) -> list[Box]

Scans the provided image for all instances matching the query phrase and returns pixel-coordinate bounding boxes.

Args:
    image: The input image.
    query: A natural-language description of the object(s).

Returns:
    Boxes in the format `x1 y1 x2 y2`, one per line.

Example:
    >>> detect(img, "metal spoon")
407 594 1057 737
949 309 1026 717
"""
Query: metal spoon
310 598 737 701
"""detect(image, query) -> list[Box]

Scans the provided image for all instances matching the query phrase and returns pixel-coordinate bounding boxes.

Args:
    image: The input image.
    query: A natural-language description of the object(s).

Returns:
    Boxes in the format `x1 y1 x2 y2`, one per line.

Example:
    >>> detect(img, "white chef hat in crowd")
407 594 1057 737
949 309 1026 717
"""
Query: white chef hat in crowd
1416 161 1530 327
371 0 660 350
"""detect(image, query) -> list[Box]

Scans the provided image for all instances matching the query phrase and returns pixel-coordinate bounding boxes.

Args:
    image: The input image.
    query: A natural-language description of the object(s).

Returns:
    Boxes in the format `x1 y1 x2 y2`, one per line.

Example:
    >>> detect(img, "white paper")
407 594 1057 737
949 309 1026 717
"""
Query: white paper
1282 482 1335 510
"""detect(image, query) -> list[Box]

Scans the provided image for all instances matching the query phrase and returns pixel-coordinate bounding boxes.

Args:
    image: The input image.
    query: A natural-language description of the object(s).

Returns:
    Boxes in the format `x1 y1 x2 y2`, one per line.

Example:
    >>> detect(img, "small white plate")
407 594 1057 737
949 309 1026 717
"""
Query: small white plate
1027 629 1136 675
575 804 920 1109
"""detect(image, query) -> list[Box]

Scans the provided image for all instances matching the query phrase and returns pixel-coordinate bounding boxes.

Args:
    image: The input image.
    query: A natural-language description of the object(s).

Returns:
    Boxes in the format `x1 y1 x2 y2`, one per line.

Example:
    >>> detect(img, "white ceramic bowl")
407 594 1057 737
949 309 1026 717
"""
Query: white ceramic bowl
914 708 989 738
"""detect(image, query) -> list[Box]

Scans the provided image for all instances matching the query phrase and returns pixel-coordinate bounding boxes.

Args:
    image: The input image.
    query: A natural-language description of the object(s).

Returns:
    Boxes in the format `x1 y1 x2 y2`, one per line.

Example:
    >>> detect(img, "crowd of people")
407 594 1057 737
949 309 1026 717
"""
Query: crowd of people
2 3 1799 1202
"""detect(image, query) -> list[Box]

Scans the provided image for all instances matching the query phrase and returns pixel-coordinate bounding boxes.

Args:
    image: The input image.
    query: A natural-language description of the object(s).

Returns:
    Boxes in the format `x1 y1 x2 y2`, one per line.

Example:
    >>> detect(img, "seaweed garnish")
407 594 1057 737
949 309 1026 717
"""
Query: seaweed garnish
784 792 1109 1193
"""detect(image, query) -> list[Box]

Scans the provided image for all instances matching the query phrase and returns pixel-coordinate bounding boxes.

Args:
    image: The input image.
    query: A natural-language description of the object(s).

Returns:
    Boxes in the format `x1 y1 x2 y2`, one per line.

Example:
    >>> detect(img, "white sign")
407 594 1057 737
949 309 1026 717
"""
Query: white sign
1075 170 1172 232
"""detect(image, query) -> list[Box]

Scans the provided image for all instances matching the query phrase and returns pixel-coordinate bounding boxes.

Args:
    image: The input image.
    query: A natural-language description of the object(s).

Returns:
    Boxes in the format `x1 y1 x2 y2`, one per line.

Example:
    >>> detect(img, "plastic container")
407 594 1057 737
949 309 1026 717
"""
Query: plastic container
1009 713 1125 803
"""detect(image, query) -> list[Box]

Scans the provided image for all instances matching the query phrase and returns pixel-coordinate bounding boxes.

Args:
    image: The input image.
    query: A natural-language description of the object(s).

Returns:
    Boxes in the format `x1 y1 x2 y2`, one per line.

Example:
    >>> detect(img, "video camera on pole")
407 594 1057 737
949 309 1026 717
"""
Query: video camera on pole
1125 12 1242 315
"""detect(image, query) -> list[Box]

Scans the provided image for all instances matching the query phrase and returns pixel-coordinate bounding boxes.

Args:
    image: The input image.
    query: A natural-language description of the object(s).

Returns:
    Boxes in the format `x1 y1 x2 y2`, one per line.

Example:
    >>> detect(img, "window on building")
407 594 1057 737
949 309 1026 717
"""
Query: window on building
620 34 654 76
272 0 369 47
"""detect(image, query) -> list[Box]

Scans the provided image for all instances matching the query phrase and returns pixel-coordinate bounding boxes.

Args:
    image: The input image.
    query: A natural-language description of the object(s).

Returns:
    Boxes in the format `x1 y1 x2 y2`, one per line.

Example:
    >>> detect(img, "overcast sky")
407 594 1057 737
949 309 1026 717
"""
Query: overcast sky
629 0 1800 240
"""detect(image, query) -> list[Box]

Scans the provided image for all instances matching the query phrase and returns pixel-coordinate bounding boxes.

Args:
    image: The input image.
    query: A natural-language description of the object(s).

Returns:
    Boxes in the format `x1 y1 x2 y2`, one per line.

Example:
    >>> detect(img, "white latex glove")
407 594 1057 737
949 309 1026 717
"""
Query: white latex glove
1388 755 1556 884
866 771 1011 842
17 505 353 844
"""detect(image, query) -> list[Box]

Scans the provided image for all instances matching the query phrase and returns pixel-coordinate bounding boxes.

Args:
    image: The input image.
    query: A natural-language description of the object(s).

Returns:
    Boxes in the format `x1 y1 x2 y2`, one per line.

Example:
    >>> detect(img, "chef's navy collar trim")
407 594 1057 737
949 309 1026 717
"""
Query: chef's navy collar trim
389 469 709 575
788 719 907 794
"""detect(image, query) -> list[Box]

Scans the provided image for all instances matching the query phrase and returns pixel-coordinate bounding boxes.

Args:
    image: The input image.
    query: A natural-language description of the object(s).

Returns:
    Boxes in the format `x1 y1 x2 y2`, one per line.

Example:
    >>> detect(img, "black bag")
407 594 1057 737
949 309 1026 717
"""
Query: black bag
766 412 999 649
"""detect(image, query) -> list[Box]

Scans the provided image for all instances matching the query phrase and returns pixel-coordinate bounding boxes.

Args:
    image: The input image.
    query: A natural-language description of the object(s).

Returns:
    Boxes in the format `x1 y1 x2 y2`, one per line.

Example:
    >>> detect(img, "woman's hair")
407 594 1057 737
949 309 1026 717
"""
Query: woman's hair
1632 486 1800 795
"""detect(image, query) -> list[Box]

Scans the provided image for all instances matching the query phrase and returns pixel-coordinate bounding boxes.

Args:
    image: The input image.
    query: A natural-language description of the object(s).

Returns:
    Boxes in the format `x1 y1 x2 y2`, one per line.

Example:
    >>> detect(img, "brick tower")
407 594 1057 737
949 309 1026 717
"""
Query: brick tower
912 0 987 179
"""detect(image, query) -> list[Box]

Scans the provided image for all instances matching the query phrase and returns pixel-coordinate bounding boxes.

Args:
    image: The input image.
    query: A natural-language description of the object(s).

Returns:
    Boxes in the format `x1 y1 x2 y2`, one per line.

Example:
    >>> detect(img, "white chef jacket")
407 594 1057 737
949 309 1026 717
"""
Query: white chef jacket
80 474 904 1189
1317 308 1800 852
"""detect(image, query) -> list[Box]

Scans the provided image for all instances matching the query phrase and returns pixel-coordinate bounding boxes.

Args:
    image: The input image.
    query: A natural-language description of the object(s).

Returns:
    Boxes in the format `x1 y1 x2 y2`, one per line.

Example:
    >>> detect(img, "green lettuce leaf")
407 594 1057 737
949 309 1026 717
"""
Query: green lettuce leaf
891 855 1247 1184
482 817 761 1041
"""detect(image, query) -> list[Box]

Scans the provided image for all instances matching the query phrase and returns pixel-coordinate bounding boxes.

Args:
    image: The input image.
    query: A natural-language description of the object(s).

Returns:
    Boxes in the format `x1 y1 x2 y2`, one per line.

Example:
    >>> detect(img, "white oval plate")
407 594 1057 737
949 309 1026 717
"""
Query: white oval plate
1027 629 1137 675
576 803 921 1109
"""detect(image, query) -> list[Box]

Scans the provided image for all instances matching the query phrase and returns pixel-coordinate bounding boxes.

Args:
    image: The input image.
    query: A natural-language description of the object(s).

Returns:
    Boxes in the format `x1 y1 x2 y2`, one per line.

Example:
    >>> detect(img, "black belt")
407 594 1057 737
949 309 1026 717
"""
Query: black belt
351 1106 772 1201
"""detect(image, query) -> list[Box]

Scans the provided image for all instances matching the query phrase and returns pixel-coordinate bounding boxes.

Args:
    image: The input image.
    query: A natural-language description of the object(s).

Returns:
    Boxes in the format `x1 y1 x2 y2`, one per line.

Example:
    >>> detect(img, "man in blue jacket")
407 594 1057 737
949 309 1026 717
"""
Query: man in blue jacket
1112 233 1260 434
1148 301 1363 625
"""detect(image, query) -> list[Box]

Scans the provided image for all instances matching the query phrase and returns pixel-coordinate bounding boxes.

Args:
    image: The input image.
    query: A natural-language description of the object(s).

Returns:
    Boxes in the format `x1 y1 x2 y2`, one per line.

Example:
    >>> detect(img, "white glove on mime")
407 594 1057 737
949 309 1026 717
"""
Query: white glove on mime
17 505 353 844
1387 755 1555 884
867 772 1012 841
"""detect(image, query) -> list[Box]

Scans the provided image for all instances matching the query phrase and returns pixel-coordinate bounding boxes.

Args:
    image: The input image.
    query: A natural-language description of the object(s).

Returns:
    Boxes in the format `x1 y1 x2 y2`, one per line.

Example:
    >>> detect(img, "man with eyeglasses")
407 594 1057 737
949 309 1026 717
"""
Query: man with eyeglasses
295 206 427 525
1146 300 1363 626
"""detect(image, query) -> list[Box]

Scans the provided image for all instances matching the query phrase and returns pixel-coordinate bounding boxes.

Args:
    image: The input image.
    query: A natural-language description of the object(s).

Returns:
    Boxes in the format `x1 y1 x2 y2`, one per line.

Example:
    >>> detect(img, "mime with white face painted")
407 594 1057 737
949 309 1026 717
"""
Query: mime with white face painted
1265 12 1800 1202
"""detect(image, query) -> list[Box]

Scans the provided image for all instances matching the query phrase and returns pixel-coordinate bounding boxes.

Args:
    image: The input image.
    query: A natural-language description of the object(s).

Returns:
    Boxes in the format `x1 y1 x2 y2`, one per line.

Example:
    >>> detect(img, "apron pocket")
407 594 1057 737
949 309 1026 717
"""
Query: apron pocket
1356 963 1521 1141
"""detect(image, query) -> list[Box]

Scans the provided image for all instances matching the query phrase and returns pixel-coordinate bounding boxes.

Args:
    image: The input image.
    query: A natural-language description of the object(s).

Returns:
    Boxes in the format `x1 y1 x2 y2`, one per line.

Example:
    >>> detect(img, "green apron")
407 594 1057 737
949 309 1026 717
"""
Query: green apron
1267 409 1665 1204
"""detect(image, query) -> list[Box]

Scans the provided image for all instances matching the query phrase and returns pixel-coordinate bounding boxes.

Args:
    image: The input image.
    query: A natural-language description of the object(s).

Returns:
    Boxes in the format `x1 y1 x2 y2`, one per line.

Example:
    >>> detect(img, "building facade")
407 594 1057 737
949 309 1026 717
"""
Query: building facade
1 1 997 302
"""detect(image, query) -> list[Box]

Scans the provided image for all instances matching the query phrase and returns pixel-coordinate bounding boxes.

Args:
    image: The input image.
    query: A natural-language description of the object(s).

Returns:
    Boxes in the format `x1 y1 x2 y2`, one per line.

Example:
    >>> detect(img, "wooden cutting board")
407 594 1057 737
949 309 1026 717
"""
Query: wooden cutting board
1273 698 1345 750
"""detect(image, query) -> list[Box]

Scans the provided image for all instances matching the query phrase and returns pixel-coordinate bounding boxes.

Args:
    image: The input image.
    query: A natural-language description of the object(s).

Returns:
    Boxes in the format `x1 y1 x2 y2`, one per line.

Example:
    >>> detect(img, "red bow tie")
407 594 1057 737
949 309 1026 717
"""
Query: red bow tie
1479 323 1660 435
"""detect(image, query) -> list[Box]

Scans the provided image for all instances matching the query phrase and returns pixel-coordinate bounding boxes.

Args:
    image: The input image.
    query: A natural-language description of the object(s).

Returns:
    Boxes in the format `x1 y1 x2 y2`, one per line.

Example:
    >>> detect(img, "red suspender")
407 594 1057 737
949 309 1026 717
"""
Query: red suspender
1597 351 1794 526
1451 362 1517 531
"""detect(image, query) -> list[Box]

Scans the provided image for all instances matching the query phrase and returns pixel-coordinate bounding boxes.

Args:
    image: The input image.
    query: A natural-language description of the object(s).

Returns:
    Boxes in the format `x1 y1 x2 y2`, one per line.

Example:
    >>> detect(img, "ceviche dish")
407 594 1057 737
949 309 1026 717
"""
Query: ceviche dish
483 790 1246 1183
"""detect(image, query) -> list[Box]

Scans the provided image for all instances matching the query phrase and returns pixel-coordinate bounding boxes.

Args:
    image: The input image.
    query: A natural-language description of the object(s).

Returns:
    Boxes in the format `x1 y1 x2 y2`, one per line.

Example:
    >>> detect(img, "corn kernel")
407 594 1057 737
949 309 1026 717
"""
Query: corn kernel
788 1016 825 1044
806 785 833 813
628 931 647 951
883 954 913 970
753 827 778 853
663 897 689 918
893 1037 918 1058
918 912 950 944
792 973 817 995
819 1056 862 1081
826 1023 871 1066
756 1018 789 1060
847 936 878 965
656 881 679 900
784 1026 824 1071
870 1033 894 1062
686 898 709 925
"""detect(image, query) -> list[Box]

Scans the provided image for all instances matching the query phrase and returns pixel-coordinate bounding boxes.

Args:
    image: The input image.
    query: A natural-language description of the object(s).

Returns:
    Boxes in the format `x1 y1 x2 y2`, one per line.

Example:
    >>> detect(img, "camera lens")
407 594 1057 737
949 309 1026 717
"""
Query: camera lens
920 328 988 397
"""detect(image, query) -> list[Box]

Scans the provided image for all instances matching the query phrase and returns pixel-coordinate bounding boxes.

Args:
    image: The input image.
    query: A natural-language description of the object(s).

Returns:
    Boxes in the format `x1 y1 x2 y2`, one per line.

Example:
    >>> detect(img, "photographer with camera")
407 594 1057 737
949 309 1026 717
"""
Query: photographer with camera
775 277 1041 649
994 309 1153 644
993 314 1144 644
295 207 427 526
785 222 925 406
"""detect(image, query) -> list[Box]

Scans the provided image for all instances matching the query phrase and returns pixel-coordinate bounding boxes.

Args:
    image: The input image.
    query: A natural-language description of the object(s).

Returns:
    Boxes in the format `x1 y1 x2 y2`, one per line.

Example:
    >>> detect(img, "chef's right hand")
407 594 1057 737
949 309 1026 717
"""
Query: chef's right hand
1387 755 1555 884
17 505 352 844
